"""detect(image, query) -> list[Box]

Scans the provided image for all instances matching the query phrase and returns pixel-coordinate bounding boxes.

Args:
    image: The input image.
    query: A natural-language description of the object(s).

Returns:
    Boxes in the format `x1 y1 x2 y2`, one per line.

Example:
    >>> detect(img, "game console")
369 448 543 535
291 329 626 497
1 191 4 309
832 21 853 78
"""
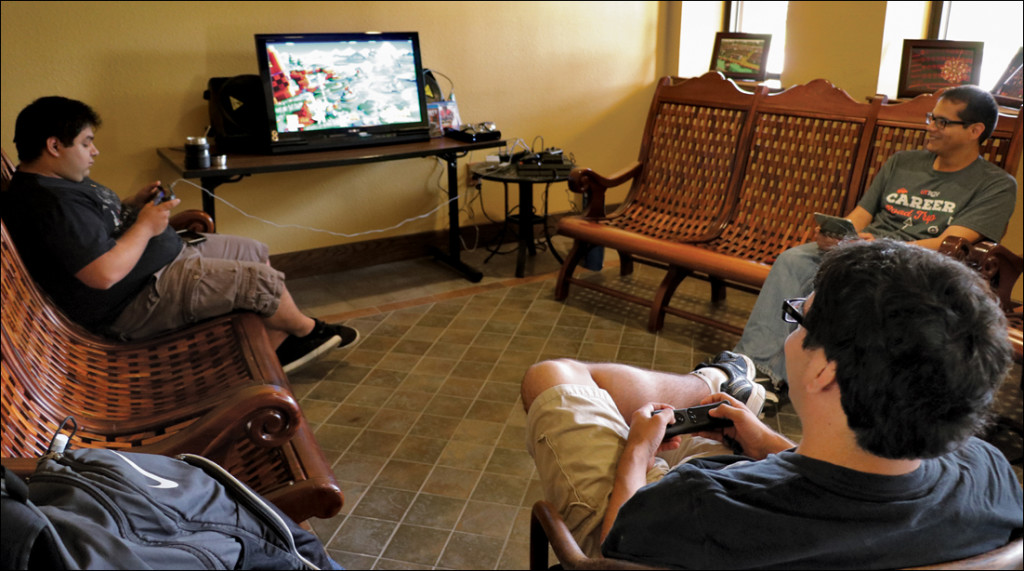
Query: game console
516 147 573 176
444 122 502 142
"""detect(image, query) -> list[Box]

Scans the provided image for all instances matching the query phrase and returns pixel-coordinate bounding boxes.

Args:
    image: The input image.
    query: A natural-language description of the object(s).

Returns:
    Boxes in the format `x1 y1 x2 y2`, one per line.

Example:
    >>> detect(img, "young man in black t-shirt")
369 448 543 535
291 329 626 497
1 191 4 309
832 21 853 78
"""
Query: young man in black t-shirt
4 96 358 373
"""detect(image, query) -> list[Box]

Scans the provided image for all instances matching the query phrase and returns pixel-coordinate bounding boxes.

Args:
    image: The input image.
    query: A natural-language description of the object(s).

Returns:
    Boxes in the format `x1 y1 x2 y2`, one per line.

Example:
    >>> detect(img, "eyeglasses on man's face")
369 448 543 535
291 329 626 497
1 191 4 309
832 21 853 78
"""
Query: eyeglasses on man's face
782 297 807 326
925 112 970 129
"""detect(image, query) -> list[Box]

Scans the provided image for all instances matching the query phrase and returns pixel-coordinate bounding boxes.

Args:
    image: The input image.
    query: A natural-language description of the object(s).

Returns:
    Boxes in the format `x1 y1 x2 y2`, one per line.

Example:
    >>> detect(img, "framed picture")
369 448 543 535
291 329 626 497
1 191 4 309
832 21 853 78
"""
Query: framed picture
990 47 1023 106
897 40 983 99
710 32 772 82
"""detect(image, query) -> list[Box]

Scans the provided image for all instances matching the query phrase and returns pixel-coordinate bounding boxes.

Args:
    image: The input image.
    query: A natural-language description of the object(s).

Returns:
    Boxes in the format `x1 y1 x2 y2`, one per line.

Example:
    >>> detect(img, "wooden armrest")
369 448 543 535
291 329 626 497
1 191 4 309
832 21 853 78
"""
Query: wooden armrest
530 500 664 570
0 383 302 479
170 209 215 233
0 149 14 192
939 236 1023 313
938 235 973 259
150 383 303 458
568 162 642 218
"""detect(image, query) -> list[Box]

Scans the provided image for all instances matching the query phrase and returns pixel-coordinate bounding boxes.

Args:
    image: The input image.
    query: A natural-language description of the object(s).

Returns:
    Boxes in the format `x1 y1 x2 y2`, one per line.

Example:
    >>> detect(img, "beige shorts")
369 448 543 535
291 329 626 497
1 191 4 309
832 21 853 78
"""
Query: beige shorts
526 383 732 556
108 233 284 340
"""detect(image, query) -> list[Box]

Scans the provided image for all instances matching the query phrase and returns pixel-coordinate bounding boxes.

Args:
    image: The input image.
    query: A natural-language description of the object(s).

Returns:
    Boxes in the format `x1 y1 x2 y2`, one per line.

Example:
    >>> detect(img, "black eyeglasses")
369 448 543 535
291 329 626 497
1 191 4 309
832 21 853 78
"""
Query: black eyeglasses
782 297 807 326
925 112 970 129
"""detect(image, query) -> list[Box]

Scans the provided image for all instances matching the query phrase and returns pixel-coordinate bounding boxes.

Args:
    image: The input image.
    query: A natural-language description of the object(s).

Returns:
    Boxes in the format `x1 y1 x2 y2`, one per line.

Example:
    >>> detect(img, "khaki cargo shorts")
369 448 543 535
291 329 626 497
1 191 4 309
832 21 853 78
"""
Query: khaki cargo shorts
108 233 284 340
525 384 731 556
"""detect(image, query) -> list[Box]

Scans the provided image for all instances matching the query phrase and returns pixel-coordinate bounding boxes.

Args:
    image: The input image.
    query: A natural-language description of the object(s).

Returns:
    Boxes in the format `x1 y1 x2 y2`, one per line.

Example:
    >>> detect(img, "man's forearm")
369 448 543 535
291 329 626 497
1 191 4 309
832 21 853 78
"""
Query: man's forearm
74 224 153 289
600 444 650 542
910 225 982 251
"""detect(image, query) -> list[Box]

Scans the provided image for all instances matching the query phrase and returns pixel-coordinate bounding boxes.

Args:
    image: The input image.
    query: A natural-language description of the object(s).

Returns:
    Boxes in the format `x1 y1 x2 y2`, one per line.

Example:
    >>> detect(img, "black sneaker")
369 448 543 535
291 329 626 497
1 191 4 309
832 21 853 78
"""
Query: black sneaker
695 351 766 416
276 319 360 374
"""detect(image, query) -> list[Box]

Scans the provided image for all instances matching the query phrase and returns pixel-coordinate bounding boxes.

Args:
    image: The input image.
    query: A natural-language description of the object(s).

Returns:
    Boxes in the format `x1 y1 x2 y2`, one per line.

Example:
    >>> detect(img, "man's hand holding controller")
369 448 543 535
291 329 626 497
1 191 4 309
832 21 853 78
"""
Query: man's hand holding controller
153 185 176 205
136 182 179 237
689 393 796 460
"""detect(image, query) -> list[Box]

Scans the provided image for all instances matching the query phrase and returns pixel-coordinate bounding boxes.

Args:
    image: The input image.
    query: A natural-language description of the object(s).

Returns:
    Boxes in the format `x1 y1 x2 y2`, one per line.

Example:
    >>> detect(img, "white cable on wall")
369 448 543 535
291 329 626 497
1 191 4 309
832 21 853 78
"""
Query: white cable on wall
169 166 461 240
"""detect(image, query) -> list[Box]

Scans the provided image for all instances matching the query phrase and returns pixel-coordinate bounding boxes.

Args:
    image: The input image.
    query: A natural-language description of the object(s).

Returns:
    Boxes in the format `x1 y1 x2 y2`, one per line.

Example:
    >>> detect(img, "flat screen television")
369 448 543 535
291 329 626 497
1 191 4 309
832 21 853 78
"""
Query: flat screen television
254 32 431 154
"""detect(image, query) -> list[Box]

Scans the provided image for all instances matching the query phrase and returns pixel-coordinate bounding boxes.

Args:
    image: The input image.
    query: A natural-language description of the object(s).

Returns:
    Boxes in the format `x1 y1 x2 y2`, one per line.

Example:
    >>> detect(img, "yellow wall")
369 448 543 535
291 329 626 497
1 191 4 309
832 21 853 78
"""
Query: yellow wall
1 0 664 253
783 1 888 98
2 1 1021 298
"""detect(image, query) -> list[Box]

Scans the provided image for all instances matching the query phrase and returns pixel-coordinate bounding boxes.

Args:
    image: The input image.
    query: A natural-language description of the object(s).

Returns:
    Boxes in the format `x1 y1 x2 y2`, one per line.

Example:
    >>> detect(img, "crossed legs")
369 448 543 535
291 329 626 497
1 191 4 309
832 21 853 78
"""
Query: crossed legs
521 358 715 421
522 359 732 556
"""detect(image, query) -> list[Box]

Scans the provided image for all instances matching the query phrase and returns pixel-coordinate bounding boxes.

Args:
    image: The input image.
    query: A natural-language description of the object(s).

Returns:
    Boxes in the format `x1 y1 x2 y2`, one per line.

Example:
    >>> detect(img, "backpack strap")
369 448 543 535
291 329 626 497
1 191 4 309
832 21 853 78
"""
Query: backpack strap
1 466 75 570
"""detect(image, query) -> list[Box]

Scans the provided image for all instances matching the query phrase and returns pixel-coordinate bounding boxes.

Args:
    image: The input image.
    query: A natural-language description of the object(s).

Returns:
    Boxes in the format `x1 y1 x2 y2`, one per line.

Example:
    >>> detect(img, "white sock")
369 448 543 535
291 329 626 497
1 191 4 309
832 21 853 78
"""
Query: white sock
691 366 729 394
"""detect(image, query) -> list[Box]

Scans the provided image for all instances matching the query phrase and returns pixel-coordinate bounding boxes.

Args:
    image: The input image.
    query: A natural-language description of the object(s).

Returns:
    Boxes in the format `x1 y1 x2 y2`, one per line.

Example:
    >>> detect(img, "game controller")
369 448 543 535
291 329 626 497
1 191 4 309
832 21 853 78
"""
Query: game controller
154 187 176 205
658 402 734 441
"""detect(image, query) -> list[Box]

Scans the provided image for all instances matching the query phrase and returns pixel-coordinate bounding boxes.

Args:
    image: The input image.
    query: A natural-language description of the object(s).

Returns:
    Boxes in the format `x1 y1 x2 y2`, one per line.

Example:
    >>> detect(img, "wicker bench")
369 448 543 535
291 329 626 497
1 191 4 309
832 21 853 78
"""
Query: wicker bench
555 72 1023 334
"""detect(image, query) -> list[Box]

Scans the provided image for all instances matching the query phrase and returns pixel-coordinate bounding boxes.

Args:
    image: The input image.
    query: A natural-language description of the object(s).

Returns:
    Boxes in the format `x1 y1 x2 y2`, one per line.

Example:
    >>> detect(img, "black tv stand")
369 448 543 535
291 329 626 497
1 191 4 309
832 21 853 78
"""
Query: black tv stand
266 128 431 154
157 137 505 282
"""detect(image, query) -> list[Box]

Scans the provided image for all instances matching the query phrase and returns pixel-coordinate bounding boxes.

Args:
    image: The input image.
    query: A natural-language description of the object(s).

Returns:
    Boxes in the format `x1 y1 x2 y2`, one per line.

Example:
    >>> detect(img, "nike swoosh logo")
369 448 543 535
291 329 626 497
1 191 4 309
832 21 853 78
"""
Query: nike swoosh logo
111 451 180 489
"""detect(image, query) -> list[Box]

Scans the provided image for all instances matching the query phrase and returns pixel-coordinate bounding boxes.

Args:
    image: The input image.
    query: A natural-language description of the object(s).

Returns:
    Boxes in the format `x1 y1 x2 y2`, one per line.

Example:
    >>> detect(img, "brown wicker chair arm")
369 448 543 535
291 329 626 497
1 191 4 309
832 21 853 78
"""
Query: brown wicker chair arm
2 315 288 443
0 149 14 192
972 242 1023 312
939 237 1023 314
938 235 973 261
170 210 215 233
1 384 301 478
529 500 664 570
568 162 642 218
149 383 303 457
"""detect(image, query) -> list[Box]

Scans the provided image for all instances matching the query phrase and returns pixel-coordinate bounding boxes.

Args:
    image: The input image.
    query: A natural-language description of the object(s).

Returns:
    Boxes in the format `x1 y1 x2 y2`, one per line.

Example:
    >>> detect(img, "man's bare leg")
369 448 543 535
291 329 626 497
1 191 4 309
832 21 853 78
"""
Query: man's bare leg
263 287 316 348
521 358 715 422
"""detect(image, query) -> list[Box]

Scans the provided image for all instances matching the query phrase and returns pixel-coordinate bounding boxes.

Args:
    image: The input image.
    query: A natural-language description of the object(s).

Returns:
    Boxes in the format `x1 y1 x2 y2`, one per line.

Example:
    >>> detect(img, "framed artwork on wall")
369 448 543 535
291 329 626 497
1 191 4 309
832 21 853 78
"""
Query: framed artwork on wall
897 39 984 99
710 32 772 82
990 47 1023 106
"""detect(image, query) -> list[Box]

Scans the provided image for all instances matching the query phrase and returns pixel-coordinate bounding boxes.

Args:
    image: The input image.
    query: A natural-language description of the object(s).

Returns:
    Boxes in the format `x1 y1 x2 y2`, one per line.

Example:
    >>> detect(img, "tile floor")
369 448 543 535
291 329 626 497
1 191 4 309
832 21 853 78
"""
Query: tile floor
285 235 1023 570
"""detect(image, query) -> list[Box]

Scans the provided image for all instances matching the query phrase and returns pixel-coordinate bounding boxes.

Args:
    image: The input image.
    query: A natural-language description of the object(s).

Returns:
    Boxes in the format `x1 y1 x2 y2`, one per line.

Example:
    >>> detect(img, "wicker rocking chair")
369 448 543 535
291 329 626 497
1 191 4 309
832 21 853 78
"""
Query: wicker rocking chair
1 149 342 522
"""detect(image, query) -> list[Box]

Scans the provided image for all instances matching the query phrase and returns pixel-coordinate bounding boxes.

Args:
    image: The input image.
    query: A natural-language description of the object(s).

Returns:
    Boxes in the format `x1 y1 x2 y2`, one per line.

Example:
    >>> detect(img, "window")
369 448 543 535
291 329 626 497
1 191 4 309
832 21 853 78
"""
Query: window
878 1 1022 99
676 1 788 84
727 1 789 79
936 1 1023 93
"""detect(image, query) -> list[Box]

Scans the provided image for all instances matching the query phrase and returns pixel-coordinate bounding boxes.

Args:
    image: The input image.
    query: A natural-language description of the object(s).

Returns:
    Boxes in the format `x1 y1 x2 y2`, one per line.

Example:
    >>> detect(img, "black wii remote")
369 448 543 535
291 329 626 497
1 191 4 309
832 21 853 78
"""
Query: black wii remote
660 402 733 441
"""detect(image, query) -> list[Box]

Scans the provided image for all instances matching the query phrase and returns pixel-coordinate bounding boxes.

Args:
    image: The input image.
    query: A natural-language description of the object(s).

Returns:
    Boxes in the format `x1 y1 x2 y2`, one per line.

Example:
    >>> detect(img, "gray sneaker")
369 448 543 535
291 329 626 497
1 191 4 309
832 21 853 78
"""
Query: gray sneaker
695 351 766 416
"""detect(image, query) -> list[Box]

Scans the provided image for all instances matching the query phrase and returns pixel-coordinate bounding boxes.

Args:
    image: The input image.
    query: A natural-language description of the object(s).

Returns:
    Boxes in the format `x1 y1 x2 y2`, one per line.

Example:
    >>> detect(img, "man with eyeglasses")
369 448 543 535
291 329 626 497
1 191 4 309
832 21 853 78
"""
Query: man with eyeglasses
522 239 1022 568
734 85 1016 393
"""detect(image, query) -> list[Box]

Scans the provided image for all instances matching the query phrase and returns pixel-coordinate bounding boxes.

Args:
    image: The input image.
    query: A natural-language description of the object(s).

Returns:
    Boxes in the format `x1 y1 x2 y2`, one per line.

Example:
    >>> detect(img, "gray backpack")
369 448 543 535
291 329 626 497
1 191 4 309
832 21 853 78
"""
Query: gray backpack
1 442 338 570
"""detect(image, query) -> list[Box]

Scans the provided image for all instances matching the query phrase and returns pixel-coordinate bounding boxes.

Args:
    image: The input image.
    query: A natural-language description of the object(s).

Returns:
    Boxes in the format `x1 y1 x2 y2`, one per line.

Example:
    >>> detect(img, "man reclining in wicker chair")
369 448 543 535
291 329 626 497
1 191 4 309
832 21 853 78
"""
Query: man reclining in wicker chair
2 96 358 374
522 239 1022 568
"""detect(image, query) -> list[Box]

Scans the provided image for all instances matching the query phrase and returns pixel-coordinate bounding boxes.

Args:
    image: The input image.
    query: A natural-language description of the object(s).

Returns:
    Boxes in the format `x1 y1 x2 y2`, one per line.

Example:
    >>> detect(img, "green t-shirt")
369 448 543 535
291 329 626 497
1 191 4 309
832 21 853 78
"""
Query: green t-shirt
858 150 1016 241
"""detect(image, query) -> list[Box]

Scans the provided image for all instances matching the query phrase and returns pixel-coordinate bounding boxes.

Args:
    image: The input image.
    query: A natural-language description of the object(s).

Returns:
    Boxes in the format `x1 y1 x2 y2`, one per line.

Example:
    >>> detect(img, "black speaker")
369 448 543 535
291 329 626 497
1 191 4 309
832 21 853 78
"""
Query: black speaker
204 75 269 154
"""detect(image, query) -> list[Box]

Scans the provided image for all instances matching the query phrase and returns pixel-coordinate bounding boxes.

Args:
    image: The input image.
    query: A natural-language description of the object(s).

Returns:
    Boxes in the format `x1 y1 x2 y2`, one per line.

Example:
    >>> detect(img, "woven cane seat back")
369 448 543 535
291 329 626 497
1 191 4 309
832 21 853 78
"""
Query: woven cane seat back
697 80 876 265
1 221 274 447
1 214 343 521
608 104 746 242
600 73 759 243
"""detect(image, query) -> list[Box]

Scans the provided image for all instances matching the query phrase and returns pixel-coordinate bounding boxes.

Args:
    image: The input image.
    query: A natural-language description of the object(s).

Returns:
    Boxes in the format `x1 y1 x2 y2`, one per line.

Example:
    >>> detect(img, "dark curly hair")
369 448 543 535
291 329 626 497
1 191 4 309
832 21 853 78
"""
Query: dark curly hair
801 239 1010 459
14 96 101 163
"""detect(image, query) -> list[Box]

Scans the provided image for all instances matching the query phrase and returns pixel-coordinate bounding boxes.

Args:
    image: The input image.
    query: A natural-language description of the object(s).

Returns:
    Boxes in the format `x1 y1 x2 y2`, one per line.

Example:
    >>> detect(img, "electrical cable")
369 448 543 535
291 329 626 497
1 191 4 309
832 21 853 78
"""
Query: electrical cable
170 177 462 239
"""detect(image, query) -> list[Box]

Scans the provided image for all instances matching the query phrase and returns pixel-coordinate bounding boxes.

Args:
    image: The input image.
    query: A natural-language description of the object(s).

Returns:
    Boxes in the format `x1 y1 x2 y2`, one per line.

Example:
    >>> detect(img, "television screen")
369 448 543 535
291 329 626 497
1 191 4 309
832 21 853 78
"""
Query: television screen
255 32 430 153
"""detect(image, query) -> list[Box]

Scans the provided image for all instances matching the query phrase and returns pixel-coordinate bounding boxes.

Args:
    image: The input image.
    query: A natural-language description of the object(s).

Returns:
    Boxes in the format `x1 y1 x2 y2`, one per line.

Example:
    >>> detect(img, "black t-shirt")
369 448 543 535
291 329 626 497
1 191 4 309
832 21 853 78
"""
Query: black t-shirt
603 438 1023 569
3 171 182 330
